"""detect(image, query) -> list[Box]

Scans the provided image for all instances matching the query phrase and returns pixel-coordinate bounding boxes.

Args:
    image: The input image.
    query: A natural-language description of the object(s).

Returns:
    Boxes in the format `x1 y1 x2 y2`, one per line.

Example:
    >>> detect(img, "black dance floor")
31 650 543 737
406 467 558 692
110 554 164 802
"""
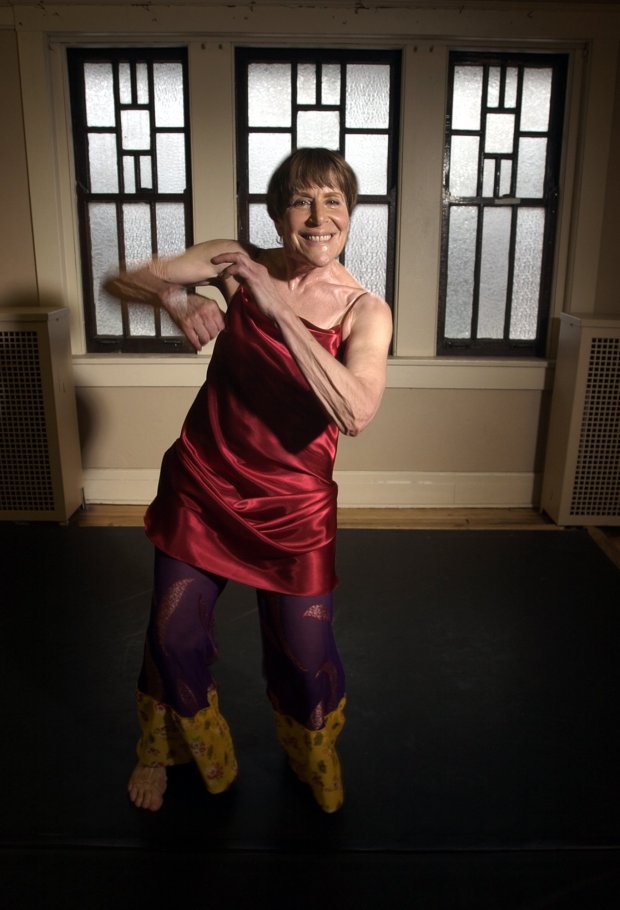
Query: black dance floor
1 522 620 907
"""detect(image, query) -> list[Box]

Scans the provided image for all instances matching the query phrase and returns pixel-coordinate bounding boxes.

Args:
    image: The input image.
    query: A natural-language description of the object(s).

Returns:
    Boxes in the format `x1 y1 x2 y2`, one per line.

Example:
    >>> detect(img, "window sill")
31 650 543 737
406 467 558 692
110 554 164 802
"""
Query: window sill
387 357 553 390
72 354 553 391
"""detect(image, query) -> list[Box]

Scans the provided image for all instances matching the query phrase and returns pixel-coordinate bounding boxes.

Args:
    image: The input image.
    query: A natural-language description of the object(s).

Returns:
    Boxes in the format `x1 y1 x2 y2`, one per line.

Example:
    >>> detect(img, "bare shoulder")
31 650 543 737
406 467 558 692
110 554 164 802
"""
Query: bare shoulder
352 291 392 320
343 291 393 342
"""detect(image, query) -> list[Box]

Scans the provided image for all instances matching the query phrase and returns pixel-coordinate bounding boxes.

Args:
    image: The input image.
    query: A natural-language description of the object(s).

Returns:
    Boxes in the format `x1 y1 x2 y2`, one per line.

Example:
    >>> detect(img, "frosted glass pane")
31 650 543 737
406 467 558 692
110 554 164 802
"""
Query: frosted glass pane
89 203 122 335
297 64 316 104
84 63 115 127
516 137 547 197
485 113 514 153
121 109 150 150
129 303 156 336
445 206 477 338
140 155 152 190
452 66 482 130
249 204 279 248
449 136 479 197
346 205 388 299
500 159 513 196
298 111 340 151
248 64 291 127
510 207 545 340
487 67 500 107
346 65 390 129
156 134 186 193
482 159 495 197
344 134 388 195
478 207 511 338
521 68 552 132
123 203 152 266
156 202 186 256
88 134 119 193
154 63 184 127
156 204 185 337
137 63 149 104
505 68 518 107
119 63 132 104
322 65 341 104
155 202 187 336
123 155 135 194
249 133 291 194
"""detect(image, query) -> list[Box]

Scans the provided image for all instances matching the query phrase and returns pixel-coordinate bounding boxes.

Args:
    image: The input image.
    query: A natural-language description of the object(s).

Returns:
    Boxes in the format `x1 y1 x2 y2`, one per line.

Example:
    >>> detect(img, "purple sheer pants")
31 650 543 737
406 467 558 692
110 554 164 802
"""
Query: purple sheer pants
138 549 345 731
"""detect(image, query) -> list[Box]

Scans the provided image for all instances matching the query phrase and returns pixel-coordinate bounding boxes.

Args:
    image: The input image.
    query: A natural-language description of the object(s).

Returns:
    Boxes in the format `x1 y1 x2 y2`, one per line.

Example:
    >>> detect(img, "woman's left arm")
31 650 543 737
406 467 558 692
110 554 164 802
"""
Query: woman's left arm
277 294 393 436
212 249 392 435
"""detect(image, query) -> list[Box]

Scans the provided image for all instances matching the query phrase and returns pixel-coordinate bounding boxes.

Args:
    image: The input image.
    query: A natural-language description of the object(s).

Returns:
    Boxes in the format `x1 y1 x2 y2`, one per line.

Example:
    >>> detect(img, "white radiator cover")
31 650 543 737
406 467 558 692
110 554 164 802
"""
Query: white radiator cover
0 307 83 521
541 313 620 526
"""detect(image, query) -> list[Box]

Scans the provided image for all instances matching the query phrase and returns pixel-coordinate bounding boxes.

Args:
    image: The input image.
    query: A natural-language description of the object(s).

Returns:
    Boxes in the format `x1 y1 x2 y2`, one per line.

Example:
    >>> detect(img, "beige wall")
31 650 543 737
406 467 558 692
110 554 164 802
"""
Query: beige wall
76 385 545 474
77 387 197 469
337 388 546 474
596 39 620 316
0 30 37 304
3 2 619 508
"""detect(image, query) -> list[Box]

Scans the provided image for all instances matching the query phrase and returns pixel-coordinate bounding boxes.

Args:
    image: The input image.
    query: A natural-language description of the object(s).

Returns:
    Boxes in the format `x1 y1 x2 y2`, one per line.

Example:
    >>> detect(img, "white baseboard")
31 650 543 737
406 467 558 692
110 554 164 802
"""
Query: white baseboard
83 469 159 505
334 470 539 507
83 468 540 509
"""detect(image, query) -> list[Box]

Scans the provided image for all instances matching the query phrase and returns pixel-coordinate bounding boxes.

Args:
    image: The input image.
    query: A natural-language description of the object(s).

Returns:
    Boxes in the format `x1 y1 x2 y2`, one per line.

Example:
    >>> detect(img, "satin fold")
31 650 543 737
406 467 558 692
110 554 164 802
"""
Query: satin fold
145 285 344 595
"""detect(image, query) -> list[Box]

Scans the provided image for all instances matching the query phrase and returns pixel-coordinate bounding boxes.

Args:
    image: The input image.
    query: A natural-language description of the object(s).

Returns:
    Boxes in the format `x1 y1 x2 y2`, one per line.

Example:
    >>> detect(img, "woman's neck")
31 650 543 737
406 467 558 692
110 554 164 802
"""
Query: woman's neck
266 248 341 289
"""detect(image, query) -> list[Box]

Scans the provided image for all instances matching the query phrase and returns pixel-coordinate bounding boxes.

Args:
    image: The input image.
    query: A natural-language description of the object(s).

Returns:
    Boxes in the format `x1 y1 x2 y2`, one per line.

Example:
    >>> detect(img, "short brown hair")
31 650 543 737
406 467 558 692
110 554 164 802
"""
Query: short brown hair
266 147 358 222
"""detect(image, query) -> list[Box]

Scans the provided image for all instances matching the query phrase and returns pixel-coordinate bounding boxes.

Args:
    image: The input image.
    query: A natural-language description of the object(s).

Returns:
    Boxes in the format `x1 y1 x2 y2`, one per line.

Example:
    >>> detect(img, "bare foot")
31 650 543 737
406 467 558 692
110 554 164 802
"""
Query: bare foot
128 764 167 811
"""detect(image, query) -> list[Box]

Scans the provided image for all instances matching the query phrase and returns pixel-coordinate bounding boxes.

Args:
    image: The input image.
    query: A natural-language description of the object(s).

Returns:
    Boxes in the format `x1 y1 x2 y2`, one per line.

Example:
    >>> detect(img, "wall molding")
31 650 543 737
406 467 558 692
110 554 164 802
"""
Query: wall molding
72 356 553 391
82 468 540 509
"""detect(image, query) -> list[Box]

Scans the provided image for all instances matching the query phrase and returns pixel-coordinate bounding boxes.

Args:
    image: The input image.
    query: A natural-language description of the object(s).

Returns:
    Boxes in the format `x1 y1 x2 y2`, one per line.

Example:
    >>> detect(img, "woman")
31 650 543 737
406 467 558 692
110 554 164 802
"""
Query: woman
107 148 392 814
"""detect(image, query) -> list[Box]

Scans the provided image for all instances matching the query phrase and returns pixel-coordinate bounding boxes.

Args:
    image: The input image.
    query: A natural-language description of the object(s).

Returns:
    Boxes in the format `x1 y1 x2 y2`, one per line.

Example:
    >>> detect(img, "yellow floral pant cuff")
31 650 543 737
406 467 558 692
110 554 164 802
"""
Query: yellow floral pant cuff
135 688 238 795
274 697 346 814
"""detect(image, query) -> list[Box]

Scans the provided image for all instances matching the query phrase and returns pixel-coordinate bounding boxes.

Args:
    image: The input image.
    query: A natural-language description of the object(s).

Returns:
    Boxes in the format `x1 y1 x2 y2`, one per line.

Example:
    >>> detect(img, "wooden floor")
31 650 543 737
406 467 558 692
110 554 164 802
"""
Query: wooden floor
74 505 620 569
74 504 556 530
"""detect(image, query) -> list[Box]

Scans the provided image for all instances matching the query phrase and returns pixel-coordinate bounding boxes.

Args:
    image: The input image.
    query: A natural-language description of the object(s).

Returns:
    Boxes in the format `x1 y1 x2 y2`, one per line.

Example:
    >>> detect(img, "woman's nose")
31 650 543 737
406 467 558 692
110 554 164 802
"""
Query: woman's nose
308 200 326 224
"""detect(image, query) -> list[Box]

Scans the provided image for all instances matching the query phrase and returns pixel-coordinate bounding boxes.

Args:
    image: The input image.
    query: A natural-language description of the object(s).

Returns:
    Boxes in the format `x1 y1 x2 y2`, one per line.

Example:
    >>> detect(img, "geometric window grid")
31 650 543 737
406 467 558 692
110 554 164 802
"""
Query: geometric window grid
235 47 401 308
67 48 193 353
438 52 568 357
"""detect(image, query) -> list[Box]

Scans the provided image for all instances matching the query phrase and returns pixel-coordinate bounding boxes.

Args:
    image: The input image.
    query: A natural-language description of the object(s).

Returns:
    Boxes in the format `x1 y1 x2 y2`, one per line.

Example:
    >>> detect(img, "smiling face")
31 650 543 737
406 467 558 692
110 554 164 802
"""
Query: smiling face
276 185 351 270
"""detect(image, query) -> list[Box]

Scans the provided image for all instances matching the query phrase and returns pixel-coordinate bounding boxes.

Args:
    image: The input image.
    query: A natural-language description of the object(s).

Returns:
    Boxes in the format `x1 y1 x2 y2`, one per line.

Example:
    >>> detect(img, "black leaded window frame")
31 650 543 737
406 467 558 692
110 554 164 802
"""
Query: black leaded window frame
235 47 401 311
438 51 568 358
67 47 194 354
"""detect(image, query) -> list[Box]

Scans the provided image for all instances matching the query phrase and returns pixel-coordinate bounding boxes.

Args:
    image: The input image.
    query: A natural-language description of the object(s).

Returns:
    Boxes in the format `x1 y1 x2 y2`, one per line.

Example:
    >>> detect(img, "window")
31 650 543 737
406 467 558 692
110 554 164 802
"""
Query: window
67 48 193 353
235 48 401 306
438 52 567 357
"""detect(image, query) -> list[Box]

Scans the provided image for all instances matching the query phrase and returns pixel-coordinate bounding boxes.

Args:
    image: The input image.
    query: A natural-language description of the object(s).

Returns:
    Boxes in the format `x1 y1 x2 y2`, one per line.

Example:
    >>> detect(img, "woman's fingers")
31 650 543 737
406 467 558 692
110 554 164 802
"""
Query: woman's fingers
211 250 258 283
177 294 225 351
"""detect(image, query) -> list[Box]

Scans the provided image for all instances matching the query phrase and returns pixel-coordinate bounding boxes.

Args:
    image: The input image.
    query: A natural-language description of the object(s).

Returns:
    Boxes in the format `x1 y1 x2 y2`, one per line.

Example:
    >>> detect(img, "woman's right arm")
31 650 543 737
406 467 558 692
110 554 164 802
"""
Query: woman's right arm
104 239 249 351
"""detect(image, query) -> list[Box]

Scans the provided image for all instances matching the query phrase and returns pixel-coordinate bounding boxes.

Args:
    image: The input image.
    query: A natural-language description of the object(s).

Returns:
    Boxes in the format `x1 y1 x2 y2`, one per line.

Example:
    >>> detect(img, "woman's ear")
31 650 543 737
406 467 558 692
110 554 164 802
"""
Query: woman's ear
273 218 285 245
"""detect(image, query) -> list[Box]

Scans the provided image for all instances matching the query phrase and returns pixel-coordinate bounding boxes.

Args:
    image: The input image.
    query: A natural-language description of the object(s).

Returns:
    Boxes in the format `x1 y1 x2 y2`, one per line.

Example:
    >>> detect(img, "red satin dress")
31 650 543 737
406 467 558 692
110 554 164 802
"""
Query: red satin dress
144 285 344 595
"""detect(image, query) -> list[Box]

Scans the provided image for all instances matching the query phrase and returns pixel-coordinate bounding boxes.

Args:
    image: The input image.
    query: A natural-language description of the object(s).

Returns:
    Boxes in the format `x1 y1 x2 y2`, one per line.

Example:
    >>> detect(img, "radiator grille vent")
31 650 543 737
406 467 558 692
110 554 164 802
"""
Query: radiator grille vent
0 329 55 511
570 336 620 517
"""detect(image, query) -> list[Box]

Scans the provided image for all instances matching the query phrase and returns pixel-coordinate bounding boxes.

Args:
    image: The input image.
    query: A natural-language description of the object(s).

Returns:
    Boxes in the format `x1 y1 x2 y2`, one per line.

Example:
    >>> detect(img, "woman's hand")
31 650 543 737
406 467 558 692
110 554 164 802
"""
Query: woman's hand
163 290 225 352
210 250 289 323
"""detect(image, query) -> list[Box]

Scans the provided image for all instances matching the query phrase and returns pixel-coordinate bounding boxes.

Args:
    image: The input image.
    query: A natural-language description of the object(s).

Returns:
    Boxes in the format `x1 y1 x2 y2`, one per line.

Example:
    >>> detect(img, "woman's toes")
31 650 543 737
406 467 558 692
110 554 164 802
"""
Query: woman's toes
128 764 167 811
